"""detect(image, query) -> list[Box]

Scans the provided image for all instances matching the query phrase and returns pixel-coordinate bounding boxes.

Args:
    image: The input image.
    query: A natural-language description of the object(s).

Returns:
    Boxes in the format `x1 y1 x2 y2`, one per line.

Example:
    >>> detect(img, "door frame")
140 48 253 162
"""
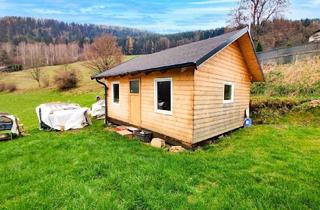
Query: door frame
129 78 141 126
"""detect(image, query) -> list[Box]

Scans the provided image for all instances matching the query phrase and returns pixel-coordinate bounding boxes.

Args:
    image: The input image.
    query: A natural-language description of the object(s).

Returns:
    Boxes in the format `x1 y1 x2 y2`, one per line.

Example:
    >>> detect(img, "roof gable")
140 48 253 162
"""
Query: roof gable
93 27 264 81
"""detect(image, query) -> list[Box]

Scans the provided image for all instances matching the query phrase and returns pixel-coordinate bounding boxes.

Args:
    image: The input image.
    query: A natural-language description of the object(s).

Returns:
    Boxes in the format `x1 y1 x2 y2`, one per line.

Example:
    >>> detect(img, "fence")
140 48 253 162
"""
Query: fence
257 42 320 65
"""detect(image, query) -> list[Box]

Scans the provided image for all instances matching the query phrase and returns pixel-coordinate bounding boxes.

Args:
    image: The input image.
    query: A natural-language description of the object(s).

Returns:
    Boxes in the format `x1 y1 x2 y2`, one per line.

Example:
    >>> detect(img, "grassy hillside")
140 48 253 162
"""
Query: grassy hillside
252 57 320 98
250 57 320 124
0 55 136 92
0 57 319 208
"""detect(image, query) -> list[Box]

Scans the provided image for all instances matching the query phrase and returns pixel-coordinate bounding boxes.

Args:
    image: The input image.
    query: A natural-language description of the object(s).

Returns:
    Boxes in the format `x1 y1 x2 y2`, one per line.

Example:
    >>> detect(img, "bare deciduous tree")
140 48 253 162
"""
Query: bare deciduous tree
0 47 10 66
229 2 249 29
229 0 290 40
30 66 42 87
16 42 80 68
29 44 45 87
126 36 134 55
83 34 123 74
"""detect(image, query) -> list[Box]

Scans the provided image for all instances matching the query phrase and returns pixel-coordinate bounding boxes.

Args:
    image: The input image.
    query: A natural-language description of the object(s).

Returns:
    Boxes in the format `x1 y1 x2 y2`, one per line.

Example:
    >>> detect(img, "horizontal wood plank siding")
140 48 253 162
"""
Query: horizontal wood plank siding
140 69 194 143
193 41 251 143
106 78 130 122
106 68 194 144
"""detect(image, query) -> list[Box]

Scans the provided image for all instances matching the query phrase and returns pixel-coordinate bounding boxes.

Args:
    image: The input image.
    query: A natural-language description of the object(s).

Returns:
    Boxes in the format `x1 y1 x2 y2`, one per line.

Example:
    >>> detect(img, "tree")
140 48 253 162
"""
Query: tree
229 0 290 41
0 47 10 66
83 34 123 74
228 2 248 29
256 42 263 52
126 36 134 55
30 66 42 87
29 44 45 87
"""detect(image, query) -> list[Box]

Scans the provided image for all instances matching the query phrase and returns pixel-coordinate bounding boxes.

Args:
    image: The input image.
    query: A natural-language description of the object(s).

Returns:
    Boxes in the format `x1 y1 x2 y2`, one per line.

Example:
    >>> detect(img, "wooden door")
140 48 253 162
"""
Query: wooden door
129 79 141 126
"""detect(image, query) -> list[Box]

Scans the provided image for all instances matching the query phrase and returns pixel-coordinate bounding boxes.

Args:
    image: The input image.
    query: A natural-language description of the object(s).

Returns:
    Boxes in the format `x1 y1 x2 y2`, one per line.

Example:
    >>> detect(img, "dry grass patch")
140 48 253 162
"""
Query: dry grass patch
252 57 320 97
263 56 320 85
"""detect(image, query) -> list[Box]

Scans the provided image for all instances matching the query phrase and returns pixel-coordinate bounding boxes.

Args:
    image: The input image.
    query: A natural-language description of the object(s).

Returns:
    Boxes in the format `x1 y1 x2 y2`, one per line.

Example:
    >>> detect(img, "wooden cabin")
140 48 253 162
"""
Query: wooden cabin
92 27 264 148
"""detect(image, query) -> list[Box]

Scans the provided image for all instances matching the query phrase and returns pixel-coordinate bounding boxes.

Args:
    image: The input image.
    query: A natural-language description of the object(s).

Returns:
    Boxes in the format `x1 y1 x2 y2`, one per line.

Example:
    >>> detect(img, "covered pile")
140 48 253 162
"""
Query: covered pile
0 113 21 140
36 103 91 131
91 100 105 118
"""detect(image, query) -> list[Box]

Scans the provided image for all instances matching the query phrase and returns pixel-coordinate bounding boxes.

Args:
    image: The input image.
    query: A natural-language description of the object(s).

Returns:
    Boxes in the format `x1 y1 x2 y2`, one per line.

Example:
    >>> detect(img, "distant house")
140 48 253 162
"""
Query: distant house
309 29 320 43
92 27 264 147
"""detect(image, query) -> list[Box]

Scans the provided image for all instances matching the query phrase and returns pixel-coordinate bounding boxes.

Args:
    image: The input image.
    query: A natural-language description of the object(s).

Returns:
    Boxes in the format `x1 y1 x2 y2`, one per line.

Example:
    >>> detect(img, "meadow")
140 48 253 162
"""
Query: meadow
0 59 319 209
0 55 136 92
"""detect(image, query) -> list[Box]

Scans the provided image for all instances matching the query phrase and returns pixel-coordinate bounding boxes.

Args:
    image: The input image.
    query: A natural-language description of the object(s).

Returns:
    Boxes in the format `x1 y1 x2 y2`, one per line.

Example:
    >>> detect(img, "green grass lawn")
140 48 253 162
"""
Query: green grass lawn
0 90 320 209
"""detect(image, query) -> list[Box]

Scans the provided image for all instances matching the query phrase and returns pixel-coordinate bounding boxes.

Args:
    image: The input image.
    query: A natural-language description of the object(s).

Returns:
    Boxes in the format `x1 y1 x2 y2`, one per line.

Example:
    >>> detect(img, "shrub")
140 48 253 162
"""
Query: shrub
6 83 17 92
54 69 80 91
251 82 266 95
0 83 5 92
7 64 23 72
272 84 295 96
41 76 50 88
0 83 17 92
250 98 308 124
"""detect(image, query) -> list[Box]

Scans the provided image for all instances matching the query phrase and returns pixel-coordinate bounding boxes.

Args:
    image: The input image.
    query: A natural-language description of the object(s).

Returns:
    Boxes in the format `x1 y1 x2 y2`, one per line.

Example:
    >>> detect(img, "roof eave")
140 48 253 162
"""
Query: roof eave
92 62 196 79
246 29 265 82
195 27 249 67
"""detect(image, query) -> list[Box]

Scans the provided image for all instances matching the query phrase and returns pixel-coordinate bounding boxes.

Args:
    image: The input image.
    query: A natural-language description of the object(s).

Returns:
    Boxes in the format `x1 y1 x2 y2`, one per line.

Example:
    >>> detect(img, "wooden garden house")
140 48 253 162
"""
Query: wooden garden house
92 27 264 147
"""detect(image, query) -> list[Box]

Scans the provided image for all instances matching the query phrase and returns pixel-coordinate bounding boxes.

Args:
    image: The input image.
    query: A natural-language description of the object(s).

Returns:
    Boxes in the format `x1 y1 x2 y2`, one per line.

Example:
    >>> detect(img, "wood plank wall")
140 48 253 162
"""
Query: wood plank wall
106 78 129 122
193 41 251 143
106 68 194 144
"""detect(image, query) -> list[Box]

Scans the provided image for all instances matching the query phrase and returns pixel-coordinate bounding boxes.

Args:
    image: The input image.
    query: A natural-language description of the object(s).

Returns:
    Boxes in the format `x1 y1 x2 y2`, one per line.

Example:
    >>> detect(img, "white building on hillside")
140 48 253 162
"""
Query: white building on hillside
309 29 320 43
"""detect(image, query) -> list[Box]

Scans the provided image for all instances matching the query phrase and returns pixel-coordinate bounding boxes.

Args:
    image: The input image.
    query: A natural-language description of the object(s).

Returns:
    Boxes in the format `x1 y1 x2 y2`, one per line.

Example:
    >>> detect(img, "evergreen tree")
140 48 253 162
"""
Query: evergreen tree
256 42 263 52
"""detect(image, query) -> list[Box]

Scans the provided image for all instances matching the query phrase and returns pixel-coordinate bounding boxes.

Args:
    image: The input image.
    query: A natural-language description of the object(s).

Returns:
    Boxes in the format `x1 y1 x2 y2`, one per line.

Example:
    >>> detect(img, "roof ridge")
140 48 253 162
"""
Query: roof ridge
196 27 248 66
92 27 250 79
143 27 247 55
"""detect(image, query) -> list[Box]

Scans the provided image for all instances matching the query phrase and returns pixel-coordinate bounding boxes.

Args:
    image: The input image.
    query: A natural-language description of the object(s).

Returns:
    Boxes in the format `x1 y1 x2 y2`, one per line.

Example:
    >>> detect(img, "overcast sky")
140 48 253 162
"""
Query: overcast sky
0 0 319 33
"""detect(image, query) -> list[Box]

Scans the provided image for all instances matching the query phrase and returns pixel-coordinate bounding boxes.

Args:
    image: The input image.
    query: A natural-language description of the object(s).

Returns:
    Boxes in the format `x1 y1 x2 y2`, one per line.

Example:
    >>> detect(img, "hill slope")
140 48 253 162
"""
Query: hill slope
1 16 320 54
0 55 136 92
252 57 320 97
0 16 225 55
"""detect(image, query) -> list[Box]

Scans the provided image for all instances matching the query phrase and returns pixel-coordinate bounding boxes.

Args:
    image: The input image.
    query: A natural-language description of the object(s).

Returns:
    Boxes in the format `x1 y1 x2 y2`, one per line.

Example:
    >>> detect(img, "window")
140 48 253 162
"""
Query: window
223 82 234 103
154 78 172 114
112 82 120 104
130 80 139 93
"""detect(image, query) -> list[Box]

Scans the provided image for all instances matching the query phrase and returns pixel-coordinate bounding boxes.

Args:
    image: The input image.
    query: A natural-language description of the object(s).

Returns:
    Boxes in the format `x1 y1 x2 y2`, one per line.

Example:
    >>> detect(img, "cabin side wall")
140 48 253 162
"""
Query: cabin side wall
193 41 251 143
106 68 194 144
106 77 130 122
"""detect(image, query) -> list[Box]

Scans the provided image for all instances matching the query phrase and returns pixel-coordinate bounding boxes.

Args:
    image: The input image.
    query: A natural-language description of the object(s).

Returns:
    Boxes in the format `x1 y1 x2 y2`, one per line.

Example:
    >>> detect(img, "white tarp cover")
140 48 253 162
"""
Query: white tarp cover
91 100 105 117
0 114 20 135
36 103 91 131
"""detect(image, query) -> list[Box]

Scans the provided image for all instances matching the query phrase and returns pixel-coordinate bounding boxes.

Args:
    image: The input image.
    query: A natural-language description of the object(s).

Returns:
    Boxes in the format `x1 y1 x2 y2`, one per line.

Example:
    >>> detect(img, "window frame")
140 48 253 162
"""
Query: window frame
223 82 234 104
111 81 120 105
154 77 173 115
129 79 140 94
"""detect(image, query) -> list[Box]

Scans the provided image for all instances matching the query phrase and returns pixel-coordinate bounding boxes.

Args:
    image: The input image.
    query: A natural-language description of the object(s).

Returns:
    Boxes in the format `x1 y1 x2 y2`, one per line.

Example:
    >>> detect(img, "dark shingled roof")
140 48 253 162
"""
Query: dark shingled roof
93 27 249 79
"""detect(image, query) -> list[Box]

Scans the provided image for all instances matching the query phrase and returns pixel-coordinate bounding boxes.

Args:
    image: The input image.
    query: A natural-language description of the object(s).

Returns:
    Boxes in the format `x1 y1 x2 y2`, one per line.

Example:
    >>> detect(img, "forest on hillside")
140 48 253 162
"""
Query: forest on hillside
0 16 225 55
0 16 319 68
